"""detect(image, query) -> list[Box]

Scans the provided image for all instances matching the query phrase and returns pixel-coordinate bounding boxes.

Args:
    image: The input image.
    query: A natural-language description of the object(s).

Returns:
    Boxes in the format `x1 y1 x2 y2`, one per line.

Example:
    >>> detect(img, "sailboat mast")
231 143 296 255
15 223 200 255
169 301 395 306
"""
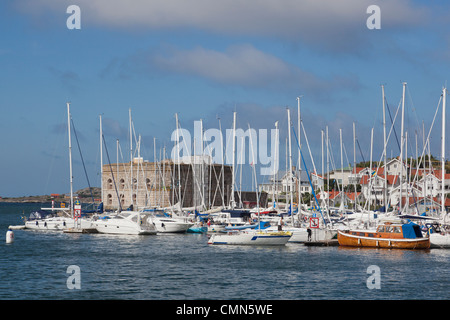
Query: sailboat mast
129 108 133 207
273 121 279 209
100 114 103 205
399 82 406 213
175 113 182 210
67 102 74 217
369 127 374 211
218 117 225 208
230 112 236 209
353 122 357 210
287 108 294 216
382 85 387 210
297 97 302 216
442 87 447 215
340 128 344 209
248 123 259 218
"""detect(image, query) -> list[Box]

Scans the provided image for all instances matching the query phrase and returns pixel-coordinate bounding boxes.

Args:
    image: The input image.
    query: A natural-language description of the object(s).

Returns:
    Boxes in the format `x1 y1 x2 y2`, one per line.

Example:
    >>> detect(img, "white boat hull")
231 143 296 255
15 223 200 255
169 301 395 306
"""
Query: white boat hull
94 222 156 235
151 218 193 233
25 217 94 231
264 226 337 243
430 233 450 248
93 211 157 235
208 230 292 245
207 224 226 233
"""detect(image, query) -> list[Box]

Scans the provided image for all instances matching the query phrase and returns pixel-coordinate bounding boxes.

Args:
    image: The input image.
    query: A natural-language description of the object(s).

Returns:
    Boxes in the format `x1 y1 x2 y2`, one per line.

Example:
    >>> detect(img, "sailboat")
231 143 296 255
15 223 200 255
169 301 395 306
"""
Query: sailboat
93 110 157 236
208 115 292 245
25 103 96 232
429 87 450 248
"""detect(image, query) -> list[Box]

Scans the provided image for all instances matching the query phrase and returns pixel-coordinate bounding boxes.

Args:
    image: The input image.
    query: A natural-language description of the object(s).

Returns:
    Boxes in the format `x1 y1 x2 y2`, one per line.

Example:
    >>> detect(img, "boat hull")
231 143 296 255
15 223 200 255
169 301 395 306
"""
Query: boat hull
151 219 193 233
337 230 430 249
208 231 292 245
430 233 450 248
94 222 157 235
25 217 93 231
187 226 208 233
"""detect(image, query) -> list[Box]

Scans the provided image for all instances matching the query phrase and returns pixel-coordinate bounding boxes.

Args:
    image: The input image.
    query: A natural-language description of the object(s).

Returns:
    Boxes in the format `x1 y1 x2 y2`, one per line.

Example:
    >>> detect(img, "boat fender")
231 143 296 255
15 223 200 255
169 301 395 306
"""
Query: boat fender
6 229 14 243
63 221 66 227
44 222 47 227
36 221 39 226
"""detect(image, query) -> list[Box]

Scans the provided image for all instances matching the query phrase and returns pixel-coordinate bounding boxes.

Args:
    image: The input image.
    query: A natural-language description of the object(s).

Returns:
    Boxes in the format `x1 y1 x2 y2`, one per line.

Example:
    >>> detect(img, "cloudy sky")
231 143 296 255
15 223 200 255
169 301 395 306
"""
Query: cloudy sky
0 0 449 197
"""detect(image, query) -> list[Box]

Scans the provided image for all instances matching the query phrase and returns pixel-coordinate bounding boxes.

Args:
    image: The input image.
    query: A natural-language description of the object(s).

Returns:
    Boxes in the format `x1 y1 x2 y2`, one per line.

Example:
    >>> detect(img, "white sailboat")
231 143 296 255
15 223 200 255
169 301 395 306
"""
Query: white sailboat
208 114 292 245
25 103 95 232
25 208 75 231
430 87 450 248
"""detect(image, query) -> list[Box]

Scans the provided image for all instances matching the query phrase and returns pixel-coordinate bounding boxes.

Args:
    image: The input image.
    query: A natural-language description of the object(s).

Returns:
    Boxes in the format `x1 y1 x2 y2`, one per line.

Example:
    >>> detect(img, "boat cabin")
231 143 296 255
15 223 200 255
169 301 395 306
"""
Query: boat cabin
348 222 424 240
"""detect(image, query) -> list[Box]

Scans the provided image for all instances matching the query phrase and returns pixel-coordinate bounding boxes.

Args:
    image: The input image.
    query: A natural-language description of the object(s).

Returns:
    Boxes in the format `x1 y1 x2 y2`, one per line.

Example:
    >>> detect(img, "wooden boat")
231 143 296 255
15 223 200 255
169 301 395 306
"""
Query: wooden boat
337 221 430 250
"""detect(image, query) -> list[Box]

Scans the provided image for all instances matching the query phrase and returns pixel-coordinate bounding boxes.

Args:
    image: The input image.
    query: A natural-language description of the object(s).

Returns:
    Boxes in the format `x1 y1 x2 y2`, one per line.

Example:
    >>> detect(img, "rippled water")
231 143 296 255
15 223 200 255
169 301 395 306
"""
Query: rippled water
1 203 449 300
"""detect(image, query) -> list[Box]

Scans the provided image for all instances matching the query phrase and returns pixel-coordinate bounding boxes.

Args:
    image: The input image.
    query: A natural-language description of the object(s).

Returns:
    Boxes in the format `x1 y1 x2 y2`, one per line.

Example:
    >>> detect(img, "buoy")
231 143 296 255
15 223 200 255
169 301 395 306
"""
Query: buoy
6 229 14 244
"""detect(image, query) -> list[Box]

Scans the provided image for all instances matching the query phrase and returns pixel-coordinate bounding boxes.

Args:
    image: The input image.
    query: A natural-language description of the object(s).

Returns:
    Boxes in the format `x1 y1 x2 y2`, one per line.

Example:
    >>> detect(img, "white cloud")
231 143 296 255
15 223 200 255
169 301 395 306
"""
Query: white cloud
116 44 361 97
15 0 429 52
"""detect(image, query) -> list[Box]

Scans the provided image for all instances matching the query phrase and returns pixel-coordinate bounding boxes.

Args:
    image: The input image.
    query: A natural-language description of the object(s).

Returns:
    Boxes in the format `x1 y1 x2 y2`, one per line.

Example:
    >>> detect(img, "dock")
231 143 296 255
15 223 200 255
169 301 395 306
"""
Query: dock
8 225 26 230
303 239 339 247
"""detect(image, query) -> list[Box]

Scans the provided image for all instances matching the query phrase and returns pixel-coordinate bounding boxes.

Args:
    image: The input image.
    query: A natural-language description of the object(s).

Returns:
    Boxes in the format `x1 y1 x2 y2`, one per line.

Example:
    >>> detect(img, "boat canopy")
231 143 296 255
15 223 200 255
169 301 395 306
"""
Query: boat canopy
28 210 57 220
401 222 423 239
222 209 251 219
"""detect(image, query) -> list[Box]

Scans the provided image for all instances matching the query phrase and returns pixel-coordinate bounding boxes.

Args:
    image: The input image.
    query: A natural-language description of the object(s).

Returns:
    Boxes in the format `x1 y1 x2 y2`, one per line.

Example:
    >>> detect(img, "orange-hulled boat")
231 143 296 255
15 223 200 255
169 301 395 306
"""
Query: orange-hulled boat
337 221 430 250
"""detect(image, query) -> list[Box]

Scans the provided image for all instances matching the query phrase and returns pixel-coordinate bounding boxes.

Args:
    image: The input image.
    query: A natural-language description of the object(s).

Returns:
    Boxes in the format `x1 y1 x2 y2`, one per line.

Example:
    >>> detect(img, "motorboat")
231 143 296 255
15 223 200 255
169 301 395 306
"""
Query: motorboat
207 229 292 245
148 215 194 233
93 211 157 235
337 220 430 249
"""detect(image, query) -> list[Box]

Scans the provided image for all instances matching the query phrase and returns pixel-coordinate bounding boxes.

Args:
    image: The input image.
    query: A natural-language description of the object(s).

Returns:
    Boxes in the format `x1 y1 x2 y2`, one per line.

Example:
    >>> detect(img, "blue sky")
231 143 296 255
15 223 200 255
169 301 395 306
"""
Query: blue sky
0 0 449 197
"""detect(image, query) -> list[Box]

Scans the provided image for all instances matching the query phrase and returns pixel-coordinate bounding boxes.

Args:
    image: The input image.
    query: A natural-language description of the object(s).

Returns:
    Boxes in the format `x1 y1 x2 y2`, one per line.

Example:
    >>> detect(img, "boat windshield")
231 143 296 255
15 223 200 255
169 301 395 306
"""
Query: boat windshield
119 212 131 218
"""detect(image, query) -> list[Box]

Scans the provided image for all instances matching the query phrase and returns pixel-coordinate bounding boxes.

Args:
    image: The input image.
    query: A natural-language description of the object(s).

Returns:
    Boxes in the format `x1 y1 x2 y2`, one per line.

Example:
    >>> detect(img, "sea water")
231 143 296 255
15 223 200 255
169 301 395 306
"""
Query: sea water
0 203 448 300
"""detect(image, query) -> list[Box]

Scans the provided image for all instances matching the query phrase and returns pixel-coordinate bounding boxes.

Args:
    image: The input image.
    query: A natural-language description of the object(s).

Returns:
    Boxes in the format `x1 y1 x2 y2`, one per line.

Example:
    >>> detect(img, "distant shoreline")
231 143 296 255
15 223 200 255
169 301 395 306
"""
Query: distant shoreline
0 195 53 203
0 188 101 204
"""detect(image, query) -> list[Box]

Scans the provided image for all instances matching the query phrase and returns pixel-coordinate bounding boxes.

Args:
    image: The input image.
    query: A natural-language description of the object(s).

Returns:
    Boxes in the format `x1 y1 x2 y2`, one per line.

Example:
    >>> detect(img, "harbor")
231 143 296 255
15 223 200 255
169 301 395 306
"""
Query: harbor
2 1 450 306
1 202 449 301
5 85 449 249
1 88 448 302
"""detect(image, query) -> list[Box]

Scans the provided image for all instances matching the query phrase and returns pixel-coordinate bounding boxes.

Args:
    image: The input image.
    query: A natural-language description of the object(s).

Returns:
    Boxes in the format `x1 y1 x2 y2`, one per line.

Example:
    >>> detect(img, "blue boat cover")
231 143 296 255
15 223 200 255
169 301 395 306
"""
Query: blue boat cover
401 222 423 239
